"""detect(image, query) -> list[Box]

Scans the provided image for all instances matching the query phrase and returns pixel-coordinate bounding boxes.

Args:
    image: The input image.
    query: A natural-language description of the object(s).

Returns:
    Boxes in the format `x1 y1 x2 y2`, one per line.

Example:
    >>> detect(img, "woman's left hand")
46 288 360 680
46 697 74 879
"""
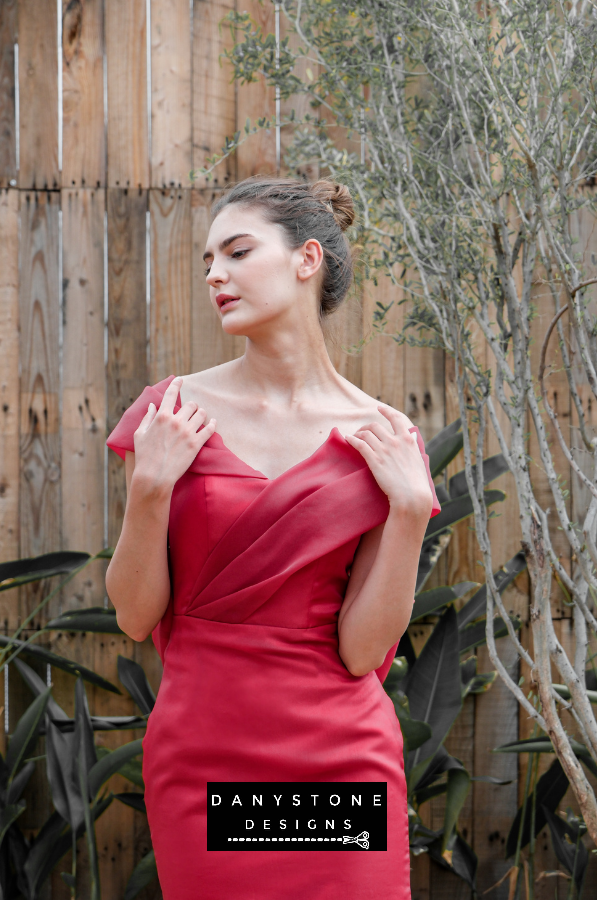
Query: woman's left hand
344 406 434 518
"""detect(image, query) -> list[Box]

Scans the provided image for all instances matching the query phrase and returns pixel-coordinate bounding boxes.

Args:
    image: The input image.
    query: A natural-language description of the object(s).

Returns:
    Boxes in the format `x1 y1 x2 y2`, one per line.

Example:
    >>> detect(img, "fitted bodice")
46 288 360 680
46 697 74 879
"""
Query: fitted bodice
106 374 440 678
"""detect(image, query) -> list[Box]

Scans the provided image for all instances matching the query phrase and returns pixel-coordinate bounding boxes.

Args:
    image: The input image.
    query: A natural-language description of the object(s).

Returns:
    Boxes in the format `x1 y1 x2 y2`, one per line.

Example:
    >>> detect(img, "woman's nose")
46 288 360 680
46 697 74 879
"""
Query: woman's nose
206 264 228 287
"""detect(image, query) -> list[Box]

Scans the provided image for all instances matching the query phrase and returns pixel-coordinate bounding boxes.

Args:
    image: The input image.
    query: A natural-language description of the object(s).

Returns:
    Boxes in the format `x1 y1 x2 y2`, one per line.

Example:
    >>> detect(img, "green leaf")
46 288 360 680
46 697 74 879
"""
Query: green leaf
60 872 76 888
457 552 527 629
552 683 597 704
14 657 69 722
50 715 147 733
448 454 509 498
458 616 521 654
425 418 461 459
45 718 82 828
542 805 588 894
115 792 146 814
405 606 462 782
0 552 91 592
88 739 144 797
411 582 478 622
442 768 471 853
429 432 463 479
505 758 569 858
0 801 26 847
463 671 496 696
118 655 156 715
0 636 121 694
124 849 158 900
424 491 505 543
46 607 123 635
7 759 35 804
6 688 51 781
75 678 101 900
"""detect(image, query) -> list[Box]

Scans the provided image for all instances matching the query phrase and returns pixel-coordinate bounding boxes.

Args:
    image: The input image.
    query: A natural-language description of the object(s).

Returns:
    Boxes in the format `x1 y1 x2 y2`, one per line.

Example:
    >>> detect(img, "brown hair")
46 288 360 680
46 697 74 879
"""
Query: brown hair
211 177 356 318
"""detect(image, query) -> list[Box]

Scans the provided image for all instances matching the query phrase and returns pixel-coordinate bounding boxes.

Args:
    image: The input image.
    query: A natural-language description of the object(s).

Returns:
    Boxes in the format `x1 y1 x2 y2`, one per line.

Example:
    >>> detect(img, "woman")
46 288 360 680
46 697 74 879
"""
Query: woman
105 177 440 899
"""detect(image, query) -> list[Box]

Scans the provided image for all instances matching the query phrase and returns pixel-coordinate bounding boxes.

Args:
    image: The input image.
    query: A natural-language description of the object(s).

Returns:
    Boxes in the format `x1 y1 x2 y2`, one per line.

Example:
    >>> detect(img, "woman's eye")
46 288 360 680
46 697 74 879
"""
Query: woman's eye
204 265 211 277
231 249 248 259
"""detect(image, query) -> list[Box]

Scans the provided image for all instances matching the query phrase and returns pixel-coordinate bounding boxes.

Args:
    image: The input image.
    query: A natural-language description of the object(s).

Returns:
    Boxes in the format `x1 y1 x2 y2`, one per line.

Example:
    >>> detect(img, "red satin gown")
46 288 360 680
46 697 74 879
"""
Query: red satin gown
106 374 440 900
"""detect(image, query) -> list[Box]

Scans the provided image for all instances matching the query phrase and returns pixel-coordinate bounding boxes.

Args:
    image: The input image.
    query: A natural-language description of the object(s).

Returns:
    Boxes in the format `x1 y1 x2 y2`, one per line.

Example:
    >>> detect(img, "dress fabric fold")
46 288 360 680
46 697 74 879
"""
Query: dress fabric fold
106 375 440 899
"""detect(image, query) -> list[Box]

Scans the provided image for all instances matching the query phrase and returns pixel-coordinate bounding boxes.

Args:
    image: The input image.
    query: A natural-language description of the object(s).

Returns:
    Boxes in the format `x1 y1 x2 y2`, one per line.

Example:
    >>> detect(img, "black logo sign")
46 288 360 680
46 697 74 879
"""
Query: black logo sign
207 782 387 851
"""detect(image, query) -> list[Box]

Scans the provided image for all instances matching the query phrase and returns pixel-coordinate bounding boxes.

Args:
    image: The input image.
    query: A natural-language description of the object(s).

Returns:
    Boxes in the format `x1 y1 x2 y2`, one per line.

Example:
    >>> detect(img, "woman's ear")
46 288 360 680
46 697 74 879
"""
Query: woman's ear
296 238 324 282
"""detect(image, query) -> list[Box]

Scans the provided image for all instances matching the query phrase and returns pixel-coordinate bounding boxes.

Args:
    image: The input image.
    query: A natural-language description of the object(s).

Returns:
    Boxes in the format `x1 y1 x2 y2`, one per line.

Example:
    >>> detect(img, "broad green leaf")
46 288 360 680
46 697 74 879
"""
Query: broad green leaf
46 607 123 635
393 705 433 752
45 719 81 828
448 454 509 498
493 736 597 778
416 531 452 593
406 606 462 780
458 616 521 654
505 758 569 858
124 849 158 900
411 582 478 622
75 678 101 900
463 671 496 697
429 432 464 479
115 792 146 814
541 806 588 894
0 636 121 694
7 760 35 804
442 768 470 853
0 801 26 847
424 491 505 543
383 657 409 695
6 688 51 781
118 655 156 715
88 739 143 797
0 552 90 592
14 657 69 721
457 552 527 629
50 715 147 733
425 419 461 460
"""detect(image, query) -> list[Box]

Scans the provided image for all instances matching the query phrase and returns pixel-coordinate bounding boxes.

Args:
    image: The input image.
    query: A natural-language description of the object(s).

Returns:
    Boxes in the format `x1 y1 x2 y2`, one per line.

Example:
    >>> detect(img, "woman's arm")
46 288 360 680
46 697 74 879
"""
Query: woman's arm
337 407 433 676
105 377 216 641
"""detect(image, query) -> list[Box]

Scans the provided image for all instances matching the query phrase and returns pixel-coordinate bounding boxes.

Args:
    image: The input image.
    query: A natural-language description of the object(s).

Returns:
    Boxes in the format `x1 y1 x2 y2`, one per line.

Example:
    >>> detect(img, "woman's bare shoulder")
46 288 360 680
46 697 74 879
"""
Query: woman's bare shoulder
336 375 415 430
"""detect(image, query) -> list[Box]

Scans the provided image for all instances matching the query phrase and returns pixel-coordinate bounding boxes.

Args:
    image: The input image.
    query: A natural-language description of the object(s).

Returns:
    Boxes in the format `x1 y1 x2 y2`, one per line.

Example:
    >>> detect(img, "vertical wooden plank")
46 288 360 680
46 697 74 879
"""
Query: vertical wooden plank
191 188 245 369
323 292 363 389
0 189 19 575
19 191 61 619
106 0 149 188
107 187 148 546
61 188 106 612
403 345 445 442
0 0 17 187
18 0 59 189
151 0 192 188
235 0 277 179
62 0 105 188
361 274 404 411
192 0 236 190
150 188 192 381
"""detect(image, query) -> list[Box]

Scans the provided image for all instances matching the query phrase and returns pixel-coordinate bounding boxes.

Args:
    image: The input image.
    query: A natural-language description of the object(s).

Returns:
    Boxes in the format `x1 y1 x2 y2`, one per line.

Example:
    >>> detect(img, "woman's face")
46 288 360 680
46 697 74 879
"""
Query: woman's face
203 204 322 336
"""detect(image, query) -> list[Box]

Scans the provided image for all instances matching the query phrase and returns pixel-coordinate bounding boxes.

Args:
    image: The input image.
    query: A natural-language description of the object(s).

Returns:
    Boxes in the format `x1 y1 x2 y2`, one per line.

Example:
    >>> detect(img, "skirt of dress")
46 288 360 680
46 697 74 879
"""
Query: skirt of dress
142 614 412 900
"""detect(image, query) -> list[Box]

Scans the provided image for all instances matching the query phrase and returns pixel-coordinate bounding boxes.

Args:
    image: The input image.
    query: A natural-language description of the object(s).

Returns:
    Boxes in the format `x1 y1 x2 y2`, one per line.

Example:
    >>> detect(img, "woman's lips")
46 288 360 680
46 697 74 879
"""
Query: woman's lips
216 294 240 312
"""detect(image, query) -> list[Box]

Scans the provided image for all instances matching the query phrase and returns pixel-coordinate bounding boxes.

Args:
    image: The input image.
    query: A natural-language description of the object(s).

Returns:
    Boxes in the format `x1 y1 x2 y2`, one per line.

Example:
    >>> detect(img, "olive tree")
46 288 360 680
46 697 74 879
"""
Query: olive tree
200 0 597 842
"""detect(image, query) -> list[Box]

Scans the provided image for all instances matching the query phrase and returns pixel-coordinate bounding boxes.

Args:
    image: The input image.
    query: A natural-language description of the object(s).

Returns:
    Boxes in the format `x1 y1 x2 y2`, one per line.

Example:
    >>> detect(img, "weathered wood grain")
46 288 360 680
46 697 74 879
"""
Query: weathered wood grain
0 189 19 577
0 0 17 187
151 0 192 188
192 0 236 190
106 0 149 188
107 187 148 546
235 0 277 179
60 188 106 616
62 0 105 188
361 272 405 410
191 188 245 369
403 346 445 443
149 188 192 381
19 191 61 624
18 0 59 189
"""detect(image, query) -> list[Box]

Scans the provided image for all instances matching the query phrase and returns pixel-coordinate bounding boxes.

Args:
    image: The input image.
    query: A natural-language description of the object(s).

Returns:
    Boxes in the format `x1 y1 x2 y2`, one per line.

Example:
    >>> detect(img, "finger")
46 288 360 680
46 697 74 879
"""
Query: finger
377 405 411 437
137 402 157 434
345 433 377 463
195 418 217 445
357 421 392 443
159 376 183 415
352 428 383 451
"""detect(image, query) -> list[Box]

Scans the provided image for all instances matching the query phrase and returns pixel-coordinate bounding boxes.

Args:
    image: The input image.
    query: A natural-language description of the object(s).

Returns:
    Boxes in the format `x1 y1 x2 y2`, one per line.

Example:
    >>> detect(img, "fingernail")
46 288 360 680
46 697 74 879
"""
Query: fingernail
173 375 182 383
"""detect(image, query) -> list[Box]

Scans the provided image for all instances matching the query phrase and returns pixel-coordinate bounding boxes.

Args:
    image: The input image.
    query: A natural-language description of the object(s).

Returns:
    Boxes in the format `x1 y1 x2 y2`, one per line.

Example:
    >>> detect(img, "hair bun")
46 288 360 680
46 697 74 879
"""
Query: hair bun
311 180 355 232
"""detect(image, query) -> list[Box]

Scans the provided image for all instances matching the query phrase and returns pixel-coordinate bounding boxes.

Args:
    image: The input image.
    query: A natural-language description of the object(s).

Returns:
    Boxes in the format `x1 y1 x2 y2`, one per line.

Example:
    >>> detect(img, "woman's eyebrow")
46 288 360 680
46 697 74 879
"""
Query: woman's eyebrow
202 233 253 262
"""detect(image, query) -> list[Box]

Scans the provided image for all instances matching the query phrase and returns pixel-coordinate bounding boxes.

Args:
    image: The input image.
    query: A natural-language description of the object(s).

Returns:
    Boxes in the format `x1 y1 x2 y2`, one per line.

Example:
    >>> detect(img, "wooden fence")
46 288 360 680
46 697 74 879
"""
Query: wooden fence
0 0 595 897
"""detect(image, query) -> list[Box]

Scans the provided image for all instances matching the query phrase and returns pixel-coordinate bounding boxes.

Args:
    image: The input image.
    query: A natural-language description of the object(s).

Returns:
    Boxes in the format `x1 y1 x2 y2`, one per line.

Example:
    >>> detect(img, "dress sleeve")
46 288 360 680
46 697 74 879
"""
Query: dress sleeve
106 375 177 460
409 426 441 518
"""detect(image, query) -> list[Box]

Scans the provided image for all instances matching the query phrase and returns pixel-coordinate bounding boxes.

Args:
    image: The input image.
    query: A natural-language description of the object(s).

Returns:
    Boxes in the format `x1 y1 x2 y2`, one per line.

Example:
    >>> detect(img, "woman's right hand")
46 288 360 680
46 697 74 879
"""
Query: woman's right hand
131 376 217 492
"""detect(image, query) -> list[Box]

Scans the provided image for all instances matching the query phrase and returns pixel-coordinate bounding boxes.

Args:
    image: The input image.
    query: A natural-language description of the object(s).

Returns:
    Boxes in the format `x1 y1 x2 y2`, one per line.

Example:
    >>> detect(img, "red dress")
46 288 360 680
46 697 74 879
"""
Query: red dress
106 375 440 900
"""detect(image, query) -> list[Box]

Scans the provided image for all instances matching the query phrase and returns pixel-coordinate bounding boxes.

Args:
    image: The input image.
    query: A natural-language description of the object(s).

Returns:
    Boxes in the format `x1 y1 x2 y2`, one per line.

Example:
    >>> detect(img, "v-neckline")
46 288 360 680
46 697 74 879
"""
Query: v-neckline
213 427 343 483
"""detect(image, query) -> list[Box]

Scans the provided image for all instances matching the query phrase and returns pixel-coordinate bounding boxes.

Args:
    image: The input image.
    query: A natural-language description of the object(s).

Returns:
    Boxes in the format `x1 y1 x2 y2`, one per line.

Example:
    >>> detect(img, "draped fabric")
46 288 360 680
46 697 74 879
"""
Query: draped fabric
106 375 440 899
